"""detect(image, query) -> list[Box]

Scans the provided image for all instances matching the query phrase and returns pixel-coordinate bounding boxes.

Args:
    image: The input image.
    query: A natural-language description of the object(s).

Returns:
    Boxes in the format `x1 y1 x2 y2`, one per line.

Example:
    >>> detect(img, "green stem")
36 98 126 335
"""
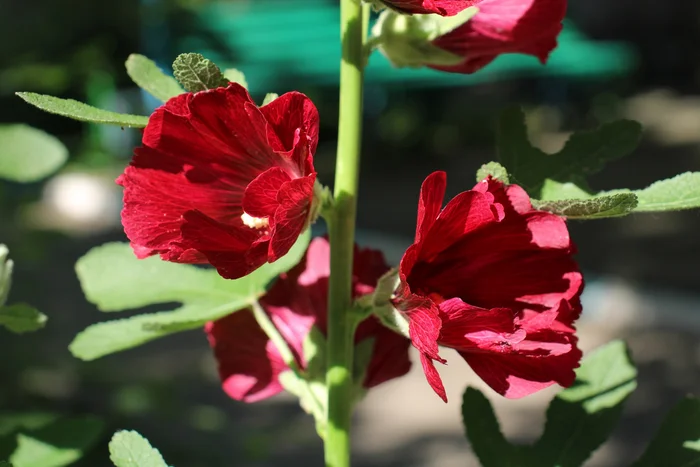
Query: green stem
326 1 368 466
250 301 324 417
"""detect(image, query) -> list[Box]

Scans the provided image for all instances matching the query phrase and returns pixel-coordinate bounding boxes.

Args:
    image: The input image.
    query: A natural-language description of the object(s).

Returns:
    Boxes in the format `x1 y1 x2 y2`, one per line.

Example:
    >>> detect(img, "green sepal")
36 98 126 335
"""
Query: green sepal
371 9 474 68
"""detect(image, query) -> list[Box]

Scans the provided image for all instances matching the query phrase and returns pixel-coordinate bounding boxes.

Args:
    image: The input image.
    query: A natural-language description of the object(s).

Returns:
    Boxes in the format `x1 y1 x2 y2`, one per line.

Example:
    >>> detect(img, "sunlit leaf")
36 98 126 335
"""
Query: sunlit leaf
71 231 311 360
109 431 167 467
16 93 148 128
125 54 183 103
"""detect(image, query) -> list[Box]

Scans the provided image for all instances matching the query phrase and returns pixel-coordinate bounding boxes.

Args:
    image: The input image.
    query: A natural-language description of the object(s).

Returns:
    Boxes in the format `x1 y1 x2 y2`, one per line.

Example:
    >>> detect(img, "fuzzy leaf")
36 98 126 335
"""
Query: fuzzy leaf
476 161 510 184
497 107 642 197
222 68 248 89
16 93 148 128
629 172 700 212
172 53 228 93
8 416 103 467
125 54 184 103
109 431 167 467
0 304 47 334
533 340 637 467
632 397 700 467
0 125 67 182
71 231 311 360
532 193 638 219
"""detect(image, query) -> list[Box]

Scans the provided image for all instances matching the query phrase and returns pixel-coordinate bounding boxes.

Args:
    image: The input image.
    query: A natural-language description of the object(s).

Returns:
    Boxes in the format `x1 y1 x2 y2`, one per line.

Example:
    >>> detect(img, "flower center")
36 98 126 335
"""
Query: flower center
241 212 270 230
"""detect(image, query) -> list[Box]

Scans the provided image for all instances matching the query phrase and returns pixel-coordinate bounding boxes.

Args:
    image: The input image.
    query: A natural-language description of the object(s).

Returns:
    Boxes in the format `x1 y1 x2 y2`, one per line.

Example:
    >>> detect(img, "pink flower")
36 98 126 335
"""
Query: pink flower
379 0 480 16
393 172 582 401
429 0 567 73
117 83 319 280
206 237 412 402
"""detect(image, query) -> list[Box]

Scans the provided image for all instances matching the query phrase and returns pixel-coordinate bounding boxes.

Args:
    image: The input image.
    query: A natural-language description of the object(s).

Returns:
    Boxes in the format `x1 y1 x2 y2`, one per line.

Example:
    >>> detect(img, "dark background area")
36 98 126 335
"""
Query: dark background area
1 0 699 465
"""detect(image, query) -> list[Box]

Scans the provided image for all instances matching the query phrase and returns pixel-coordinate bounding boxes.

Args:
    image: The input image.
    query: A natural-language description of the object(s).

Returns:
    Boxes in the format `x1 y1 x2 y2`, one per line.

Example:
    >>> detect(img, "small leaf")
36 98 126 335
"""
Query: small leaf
16 93 148 128
462 388 521 467
71 231 311 359
534 340 637 467
262 93 279 106
222 68 248 89
476 161 510 184
532 193 638 219
9 416 103 467
0 304 47 334
0 245 13 306
631 172 700 212
109 431 167 467
632 397 700 467
172 53 228 93
0 125 67 182
125 54 184 103
497 107 642 197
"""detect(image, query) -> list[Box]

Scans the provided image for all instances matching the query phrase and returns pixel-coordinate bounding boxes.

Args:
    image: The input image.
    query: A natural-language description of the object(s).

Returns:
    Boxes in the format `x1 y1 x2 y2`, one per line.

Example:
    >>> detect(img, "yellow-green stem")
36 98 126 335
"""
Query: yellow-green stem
325 1 367 466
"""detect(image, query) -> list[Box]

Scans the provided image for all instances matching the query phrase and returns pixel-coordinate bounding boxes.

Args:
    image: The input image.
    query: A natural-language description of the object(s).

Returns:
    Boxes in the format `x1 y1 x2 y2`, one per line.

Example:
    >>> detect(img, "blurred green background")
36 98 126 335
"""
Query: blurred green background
1 0 700 465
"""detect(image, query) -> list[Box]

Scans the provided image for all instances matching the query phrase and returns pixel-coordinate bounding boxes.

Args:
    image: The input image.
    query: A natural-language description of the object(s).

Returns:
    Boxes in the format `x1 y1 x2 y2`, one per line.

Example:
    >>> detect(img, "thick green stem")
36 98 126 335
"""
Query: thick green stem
325 1 367 466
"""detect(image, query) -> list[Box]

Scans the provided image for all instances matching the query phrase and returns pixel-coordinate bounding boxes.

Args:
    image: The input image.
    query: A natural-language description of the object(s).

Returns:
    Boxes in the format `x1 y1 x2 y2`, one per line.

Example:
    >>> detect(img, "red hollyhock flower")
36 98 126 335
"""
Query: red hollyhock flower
206 237 412 402
117 83 319 280
379 0 479 15
393 171 582 401
429 0 567 74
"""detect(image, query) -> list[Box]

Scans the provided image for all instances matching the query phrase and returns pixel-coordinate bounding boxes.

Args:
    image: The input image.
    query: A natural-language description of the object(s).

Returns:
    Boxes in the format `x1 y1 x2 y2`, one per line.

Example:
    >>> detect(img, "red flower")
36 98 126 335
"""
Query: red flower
206 237 412 402
379 0 479 16
117 83 319 280
429 0 566 74
393 172 582 401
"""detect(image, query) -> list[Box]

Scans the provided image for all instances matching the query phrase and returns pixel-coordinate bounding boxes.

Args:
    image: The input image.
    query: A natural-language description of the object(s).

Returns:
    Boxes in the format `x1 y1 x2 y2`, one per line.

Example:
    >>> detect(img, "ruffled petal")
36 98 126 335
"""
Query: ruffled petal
381 0 481 15
206 310 287 403
415 171 447 243
259 91 320 156
269 174 316 261
430 0 566 74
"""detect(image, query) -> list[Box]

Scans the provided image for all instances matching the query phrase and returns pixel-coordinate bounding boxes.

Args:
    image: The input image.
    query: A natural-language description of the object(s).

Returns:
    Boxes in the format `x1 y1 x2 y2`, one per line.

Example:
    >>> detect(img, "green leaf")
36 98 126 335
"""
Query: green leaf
70 231 311 360
16 93 148 128
497 107 642 197
632 397 700 467
222 68 248 89
0 125 67 182
8 416 103 467
531 193 638 219
109 431 167 467
462 387 522 467
533 340 637 467
476 161 510 184
172 53 228 93
262 93 279 106
629 172 700 212
125 54 184 103
0 304 47 334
